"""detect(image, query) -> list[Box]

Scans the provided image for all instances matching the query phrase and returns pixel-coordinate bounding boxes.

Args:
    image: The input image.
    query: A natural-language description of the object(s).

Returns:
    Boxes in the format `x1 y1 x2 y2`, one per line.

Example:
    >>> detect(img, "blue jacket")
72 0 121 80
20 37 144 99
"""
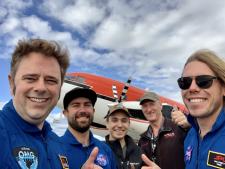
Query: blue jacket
184 107 225 169
60 129 118 169
0 100 69 169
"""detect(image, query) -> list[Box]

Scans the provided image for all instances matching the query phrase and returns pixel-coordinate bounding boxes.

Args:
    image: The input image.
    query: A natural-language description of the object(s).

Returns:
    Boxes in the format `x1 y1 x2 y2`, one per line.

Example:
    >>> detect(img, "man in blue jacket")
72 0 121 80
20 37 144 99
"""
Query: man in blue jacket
0 39 100 169
177 49 225 169
61 88 117 169
0 38 70 169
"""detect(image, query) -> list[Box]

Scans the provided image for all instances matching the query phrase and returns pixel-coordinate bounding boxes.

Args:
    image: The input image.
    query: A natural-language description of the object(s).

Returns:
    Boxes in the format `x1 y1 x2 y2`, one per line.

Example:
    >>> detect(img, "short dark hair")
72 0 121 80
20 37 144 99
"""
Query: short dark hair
11 38 70 84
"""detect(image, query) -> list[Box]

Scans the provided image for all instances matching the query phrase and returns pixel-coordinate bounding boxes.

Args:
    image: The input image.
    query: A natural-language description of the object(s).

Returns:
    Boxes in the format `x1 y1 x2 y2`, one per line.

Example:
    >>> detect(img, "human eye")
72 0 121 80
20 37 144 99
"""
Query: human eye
71 103 80 108
122 118 129 123
142 105 148 110
23 75 37 82
85 103 93 108
111 117 118 123
46 77 59 85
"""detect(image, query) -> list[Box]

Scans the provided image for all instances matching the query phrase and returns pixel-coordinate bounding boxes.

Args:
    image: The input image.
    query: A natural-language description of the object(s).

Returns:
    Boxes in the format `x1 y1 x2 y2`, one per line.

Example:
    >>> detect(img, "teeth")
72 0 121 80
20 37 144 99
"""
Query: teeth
116 130 125 133
30 97 47 103
189 98 205 103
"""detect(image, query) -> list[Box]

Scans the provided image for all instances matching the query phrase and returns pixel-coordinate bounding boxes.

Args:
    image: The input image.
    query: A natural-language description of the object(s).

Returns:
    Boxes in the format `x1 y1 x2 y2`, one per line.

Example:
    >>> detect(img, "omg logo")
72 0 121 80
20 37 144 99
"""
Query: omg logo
13 147 38 169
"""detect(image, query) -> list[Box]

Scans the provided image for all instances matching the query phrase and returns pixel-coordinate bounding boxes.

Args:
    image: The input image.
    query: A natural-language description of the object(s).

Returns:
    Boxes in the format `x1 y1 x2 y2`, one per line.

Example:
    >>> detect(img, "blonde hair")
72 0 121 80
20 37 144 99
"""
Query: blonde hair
184 49 225 104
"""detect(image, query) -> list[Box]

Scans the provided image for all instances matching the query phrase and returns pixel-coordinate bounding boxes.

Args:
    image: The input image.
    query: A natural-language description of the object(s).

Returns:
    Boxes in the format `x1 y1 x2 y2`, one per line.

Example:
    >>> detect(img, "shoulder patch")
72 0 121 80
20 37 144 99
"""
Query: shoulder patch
185 146 193 163
59 155 70 169
207 150 225 169
13 146 38 169
95 153 108 167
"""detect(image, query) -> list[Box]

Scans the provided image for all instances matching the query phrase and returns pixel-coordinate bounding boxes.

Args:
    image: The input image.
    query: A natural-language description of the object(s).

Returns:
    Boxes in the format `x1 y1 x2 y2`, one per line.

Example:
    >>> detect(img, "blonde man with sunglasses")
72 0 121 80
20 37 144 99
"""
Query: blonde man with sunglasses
177 49 225 169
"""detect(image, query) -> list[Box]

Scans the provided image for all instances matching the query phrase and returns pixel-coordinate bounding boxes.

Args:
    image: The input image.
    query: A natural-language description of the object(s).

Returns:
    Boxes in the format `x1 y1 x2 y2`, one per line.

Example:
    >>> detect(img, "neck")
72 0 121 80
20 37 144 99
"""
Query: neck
37 122 44 130
109 135 126 148
119 138 126 148
68 126 90 146
150 114 164 137
197 106 223 138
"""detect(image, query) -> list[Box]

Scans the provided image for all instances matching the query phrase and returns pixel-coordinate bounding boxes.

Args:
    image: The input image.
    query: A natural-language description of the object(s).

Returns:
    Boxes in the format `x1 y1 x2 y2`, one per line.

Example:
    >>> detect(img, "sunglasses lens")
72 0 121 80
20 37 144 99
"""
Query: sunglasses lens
178 75 217 90
177 77 192 90
196 75 215 89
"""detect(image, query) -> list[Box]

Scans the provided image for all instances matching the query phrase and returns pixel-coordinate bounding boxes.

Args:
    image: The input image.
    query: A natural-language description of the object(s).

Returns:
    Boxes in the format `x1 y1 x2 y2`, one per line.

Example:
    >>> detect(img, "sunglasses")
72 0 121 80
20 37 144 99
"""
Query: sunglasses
177 75 217 90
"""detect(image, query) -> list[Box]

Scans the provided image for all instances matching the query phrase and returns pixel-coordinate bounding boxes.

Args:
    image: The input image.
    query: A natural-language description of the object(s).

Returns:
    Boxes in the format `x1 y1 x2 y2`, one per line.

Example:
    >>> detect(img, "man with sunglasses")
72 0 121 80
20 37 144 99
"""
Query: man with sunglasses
177 49 225 169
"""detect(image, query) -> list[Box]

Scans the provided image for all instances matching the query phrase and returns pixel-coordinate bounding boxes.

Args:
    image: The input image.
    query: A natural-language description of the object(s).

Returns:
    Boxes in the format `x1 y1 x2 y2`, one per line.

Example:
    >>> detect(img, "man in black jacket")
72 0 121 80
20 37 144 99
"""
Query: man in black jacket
105 103 142 169
138 91 185 169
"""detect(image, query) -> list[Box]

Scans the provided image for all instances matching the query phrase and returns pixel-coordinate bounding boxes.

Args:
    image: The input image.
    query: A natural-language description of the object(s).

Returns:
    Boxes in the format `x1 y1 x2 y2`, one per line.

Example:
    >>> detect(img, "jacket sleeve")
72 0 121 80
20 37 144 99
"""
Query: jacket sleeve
0 116 11 168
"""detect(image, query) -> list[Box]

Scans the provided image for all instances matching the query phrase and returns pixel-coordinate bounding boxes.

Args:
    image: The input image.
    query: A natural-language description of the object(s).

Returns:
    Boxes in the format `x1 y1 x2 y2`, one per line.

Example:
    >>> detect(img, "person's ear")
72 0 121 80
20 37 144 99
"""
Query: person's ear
222 85 225 97
8 74 15 96
63 109 68 117
105 118 109 129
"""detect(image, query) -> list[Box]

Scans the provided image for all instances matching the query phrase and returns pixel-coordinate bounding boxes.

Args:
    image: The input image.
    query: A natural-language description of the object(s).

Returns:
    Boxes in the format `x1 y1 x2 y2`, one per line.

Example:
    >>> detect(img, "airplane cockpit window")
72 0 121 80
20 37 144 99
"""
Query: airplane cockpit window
128 105 173 121
128 109 147 121
65 75 85 83
162 105 173 119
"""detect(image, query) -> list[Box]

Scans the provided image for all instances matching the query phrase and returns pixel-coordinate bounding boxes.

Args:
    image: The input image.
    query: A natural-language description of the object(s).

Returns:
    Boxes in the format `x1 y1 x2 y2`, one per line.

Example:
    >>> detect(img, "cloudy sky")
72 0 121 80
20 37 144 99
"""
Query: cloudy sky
1 0 225 106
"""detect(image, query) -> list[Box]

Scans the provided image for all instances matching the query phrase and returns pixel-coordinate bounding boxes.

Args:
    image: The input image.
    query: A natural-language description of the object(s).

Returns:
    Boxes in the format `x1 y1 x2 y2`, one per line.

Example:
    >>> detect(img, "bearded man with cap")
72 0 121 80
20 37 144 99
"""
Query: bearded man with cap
138 91 185 169
105 103 142 169
60 88 117 169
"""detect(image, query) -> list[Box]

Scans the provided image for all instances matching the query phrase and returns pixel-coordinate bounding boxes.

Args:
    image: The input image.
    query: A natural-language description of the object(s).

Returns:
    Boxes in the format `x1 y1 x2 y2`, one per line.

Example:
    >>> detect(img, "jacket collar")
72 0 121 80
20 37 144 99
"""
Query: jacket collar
141 118 172 138
105 134 137 156
188 107 225 133
61 128 95 146
2 100 52 136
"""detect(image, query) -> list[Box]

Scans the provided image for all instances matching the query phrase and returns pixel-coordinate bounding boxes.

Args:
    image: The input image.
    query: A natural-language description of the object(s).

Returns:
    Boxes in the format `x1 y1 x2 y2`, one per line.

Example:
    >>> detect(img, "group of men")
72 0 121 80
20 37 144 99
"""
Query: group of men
0 38 224 169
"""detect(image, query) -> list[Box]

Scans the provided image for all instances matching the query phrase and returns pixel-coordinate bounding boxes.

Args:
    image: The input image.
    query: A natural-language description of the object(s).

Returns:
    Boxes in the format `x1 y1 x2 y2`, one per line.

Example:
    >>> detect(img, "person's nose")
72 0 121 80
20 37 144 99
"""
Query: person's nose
145 107 153 114
189 79 200 92
34 78 47 93
117 120 123 127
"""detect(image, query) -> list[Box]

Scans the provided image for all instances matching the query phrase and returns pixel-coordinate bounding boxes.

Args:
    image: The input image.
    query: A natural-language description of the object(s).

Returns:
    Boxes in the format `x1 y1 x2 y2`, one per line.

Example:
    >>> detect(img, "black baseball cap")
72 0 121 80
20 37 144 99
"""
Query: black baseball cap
63 88 97 109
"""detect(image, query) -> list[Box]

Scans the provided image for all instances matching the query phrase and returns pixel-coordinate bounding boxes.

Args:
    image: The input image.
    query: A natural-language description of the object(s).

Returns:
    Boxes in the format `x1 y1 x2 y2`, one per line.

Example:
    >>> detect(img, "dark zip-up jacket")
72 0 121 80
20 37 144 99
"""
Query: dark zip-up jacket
138 118 185 169
105 135 142 169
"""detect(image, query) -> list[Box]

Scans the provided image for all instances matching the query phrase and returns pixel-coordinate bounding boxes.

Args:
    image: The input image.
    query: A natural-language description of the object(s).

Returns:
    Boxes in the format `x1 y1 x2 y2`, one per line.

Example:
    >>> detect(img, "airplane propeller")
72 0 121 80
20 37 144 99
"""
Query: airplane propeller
112 76 132 103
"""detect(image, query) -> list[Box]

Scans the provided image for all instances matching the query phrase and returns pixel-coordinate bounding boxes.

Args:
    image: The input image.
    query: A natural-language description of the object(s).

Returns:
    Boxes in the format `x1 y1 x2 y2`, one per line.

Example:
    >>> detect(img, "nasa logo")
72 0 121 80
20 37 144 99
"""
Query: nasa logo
185 146 193 163
13 146 38 169
96 153 108 167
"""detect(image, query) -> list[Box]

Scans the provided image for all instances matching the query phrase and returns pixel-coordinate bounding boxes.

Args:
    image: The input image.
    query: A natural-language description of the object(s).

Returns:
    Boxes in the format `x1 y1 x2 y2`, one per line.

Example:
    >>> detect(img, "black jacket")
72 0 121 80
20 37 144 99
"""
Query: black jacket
138 118 186 169
105 135 142 169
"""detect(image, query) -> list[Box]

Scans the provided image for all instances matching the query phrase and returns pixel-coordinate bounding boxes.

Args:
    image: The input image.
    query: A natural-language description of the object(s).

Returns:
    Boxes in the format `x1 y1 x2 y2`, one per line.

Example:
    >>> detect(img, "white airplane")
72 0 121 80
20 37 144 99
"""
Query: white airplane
52 72 186 140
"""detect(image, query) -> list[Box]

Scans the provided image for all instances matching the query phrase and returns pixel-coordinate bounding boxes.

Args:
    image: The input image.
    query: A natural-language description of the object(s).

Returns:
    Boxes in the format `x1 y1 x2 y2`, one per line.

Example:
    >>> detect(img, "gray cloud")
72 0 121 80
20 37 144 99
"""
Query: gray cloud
1 0 225 102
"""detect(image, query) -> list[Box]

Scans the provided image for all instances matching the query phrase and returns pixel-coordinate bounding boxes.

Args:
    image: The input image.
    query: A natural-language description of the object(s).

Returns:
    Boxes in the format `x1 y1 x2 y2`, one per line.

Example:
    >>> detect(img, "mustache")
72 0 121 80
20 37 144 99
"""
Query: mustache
75 112 90 118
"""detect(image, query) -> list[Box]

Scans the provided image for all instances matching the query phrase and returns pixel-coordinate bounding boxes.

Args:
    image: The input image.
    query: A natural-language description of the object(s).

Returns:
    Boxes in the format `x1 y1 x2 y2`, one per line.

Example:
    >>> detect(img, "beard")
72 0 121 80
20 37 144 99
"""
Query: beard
68 111 93 133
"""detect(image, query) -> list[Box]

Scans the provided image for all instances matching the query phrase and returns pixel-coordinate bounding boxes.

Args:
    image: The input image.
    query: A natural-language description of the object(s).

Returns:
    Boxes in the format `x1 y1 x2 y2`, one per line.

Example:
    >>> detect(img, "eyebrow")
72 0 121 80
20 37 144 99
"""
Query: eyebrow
22 74 59 81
